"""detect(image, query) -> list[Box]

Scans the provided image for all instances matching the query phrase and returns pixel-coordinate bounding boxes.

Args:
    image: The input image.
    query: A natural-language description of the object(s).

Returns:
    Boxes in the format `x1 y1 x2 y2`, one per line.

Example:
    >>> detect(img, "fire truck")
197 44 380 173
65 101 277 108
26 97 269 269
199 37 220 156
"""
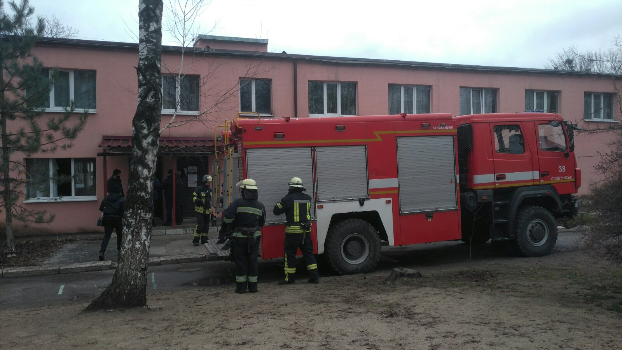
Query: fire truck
212 113 580 275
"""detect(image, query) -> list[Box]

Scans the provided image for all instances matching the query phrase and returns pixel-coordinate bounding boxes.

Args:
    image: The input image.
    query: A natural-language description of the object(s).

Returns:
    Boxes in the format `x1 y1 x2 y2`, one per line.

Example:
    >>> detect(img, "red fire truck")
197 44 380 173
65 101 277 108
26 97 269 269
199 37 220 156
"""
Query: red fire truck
213 113 580 275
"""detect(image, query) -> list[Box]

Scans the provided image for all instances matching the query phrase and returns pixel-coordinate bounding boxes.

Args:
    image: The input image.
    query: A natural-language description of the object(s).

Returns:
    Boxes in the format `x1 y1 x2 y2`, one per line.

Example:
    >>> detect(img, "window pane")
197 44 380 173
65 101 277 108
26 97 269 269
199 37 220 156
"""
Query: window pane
180 75 199 111
460 87 471 115
484 89 496 113
340 83 356 115
74 158 96 196
525 90 534 111
239 79 252 112
404 86 414 114
603 94 613 120
583 93 591 119
538 124 566 152
26 159 50 198
388 85 401 114
74 70 96 109
494 125 523 154
416 86 430 113
535 91 544 111
255 79 271 114
52 158 72 197
162 76 176 110
327 83 337 114
308 81 323 114
548 92 558 113
593 93 602 119
472 89 482 114
26 68 50 108
54 71 70 107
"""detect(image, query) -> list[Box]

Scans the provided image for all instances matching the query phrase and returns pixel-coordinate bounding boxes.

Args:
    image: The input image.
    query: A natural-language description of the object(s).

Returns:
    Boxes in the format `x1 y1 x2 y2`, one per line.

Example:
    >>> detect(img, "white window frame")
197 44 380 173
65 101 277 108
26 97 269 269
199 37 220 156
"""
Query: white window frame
584 92 616 122
24 158 97 203
239 79 272 116
389 85 431 114
460 87 497 115
161 75 200 115
525 90 559 113
45 69 97 113
309 82 356 117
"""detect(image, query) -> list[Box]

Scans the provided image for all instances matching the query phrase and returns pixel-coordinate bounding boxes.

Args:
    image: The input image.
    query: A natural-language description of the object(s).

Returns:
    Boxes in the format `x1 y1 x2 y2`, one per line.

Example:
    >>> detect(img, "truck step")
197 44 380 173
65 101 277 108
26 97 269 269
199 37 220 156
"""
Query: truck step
204 240 231 260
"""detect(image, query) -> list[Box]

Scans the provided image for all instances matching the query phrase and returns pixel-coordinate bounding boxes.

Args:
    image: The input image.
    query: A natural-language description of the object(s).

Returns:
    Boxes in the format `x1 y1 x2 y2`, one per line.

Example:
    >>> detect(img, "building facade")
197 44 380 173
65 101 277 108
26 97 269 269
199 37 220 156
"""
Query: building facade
9 35 619 234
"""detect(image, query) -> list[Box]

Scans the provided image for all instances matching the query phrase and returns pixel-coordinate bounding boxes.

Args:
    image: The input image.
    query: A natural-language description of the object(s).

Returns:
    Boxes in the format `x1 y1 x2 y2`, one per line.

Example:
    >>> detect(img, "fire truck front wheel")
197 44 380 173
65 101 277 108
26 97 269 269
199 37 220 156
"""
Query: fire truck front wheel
511 206 558 257
324 219 381 275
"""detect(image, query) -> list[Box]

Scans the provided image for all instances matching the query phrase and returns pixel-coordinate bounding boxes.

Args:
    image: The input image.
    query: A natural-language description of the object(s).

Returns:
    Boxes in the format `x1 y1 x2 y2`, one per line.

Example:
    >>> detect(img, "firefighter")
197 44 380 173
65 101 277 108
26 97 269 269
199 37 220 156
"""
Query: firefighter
192 174 212 246
223 179 266 294
273 177 320 285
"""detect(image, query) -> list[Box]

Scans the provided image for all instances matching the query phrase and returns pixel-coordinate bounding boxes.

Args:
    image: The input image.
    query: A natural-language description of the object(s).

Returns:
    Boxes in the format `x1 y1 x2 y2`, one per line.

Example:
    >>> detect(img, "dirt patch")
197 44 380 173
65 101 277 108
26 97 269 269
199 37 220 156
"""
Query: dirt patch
0 239 71 268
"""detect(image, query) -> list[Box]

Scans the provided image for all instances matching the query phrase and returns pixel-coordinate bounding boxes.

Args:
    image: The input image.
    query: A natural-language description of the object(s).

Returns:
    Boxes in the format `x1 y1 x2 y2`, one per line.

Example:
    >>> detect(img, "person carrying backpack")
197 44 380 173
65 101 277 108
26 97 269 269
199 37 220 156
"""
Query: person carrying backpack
98 184 125 261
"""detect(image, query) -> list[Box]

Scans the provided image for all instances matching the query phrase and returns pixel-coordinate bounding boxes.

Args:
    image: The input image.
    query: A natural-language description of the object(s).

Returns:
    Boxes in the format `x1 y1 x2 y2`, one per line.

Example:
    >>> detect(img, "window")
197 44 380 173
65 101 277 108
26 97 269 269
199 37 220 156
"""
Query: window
460 87 497 115
308 81 356 116
162 75 200 113
525 90 559 113
584 92 614 121
25 158 96 200
388 85 431 114
538 123 567 152
493 125 524 154
240 79 272 115
29 69 96 111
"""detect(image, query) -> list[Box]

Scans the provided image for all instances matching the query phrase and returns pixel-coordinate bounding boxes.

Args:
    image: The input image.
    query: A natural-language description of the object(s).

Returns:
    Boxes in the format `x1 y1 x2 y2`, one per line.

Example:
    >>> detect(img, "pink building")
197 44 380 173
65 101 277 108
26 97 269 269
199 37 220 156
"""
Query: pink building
10 35 619 234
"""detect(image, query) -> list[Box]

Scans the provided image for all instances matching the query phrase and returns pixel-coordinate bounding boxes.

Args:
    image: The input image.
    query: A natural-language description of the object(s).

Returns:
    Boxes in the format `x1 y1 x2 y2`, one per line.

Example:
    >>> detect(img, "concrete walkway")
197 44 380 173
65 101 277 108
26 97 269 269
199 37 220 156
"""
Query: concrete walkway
1 225 230 278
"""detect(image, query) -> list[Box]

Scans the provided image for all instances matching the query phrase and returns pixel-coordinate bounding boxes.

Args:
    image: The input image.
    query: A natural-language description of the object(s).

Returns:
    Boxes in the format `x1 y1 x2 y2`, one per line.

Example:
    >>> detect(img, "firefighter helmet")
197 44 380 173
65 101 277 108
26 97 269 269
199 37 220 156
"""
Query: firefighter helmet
240 178 258 190
289 177 304 188
202 174 212 183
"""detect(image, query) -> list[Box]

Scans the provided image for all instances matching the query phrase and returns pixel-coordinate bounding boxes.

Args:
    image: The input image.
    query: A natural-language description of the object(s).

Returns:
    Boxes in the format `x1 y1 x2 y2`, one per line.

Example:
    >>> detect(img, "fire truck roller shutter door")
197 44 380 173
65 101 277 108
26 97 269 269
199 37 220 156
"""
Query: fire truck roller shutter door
246 147 314 224
316 146 368 201
397 136 458 213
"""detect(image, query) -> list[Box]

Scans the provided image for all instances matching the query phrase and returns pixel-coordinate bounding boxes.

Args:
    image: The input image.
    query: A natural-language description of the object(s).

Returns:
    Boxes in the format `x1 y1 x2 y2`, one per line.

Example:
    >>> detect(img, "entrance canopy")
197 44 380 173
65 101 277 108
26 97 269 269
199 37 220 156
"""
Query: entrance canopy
98 135 221 155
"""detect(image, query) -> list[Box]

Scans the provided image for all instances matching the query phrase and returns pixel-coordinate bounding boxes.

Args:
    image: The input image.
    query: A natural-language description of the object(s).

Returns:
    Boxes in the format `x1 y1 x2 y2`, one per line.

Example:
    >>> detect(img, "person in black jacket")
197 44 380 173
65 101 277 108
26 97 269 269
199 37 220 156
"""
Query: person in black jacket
107 169 125 197
99 184 125 261
192 174 212 245
223 179 266 293
273 177 320 285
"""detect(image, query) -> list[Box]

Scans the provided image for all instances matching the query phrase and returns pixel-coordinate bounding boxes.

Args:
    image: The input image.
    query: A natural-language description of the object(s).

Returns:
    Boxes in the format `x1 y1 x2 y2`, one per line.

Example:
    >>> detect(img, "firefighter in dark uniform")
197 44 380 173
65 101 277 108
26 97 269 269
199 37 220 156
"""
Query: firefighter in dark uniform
273 177 320 285
223 179 266 294
192 174 212 246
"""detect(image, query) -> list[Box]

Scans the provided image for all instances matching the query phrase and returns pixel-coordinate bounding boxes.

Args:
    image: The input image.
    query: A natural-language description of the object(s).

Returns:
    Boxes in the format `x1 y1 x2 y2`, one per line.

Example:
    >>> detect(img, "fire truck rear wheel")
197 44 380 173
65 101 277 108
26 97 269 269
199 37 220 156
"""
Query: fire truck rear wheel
324 219 381 275
511 205 557 257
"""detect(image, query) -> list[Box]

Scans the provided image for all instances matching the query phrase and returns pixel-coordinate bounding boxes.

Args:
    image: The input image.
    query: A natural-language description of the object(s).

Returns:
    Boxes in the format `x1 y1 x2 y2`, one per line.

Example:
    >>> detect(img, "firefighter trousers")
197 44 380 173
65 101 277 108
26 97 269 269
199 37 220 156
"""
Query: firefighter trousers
283 232 318 282
194 213 210 239
233 236 259 284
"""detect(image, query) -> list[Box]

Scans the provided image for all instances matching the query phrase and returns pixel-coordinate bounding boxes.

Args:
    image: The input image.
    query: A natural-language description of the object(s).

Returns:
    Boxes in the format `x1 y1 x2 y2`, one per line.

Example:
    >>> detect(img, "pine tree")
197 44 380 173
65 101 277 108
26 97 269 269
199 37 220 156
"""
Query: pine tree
0 0 87 254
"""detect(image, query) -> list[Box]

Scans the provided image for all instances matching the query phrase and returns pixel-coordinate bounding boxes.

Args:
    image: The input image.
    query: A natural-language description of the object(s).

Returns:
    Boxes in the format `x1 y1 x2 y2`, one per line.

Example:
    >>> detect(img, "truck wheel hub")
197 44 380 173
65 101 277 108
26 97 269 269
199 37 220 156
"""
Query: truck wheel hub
341 233 369 264
526 219 549 246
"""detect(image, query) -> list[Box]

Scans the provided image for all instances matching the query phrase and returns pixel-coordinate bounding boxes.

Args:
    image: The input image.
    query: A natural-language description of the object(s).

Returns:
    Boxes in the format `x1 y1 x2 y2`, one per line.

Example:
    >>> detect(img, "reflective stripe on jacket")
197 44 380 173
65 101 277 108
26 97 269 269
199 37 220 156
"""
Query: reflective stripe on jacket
193 184 212 214
273 189 312 234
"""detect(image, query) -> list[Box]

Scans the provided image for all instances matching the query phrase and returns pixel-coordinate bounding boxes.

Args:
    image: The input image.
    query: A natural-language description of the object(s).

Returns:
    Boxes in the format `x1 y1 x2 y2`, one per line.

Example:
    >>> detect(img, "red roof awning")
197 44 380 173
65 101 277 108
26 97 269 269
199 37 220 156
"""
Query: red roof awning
99 135 221 154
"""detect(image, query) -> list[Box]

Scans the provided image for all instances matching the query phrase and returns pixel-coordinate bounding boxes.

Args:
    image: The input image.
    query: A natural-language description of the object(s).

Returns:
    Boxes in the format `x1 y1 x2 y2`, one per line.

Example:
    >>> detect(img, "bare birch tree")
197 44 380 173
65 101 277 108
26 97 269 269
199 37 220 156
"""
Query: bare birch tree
85 0 163 311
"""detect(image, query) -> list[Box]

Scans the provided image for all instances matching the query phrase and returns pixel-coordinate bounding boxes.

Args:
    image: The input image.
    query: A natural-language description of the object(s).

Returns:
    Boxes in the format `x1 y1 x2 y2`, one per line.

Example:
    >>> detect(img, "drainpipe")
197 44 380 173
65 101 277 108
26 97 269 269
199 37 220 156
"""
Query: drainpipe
293 59 298 118
172 160 176 229
103 155 108 195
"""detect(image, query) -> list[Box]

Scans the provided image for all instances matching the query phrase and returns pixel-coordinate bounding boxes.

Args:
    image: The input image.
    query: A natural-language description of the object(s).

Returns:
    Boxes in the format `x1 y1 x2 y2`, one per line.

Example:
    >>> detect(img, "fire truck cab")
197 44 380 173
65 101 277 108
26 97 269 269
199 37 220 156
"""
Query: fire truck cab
213 113 580 275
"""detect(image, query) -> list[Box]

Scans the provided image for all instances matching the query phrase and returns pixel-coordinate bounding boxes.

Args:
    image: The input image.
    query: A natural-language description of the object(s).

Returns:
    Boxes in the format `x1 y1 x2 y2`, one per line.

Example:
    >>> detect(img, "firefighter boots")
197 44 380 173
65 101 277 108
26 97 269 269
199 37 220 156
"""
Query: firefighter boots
248 282 258 293
200 234 209 245
307 270 320 284
235 282 247 294
278 279 295 285
192 235 200 246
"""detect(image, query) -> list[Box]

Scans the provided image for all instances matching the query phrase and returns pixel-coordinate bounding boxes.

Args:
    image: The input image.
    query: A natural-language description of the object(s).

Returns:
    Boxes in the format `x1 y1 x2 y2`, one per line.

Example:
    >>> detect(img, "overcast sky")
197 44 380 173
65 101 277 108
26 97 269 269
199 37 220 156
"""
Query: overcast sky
27 0 622 69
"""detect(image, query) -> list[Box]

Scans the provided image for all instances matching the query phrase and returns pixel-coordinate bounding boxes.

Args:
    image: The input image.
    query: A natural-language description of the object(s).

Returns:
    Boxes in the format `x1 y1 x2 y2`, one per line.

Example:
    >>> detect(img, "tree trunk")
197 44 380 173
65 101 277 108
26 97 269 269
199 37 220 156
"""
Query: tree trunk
84 0 163 311
0 49 15 254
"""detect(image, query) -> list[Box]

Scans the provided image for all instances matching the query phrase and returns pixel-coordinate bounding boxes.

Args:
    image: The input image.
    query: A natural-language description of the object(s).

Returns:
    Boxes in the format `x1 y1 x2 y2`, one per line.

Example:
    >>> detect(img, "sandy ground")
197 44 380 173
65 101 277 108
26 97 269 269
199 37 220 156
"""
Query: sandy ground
1 244 621 349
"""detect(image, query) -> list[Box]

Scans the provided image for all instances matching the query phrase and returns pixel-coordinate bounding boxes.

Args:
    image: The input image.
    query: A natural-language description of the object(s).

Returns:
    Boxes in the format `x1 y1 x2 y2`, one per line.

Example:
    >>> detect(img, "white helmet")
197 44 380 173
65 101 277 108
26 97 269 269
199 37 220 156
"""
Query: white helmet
289 177 304 188
202 175 212 183
239 178 258 190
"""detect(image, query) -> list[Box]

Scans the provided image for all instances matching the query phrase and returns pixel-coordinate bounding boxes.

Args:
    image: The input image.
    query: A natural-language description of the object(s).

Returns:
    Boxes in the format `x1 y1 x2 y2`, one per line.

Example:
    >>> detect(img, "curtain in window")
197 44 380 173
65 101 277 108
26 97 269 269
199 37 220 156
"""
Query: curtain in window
162 76 176 110
484 89 496 113
535 91 545 111
404 86 414 114
74 159 96 196
340 83 356 115
308 82 323 114
416 86 430 114
180 75 199 111
74 70 96 109
54 71 70 107
603 94 613 120
472 89 482 114
583 93 591 120
26 68 50 109
525 91 534 111
459 88 471 115
548 92 558 113
52 158 72 197
255 79 271 114
326 83 337 114
388 85 401 114
26 159 50 198
594 93 602 119
239 79 252 112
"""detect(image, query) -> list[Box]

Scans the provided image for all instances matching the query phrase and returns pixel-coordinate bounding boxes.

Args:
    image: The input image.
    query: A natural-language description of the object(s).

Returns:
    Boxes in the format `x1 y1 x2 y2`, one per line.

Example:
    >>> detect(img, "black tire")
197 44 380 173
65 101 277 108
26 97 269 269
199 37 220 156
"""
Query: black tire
511 206 557 257
324 218 381 275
